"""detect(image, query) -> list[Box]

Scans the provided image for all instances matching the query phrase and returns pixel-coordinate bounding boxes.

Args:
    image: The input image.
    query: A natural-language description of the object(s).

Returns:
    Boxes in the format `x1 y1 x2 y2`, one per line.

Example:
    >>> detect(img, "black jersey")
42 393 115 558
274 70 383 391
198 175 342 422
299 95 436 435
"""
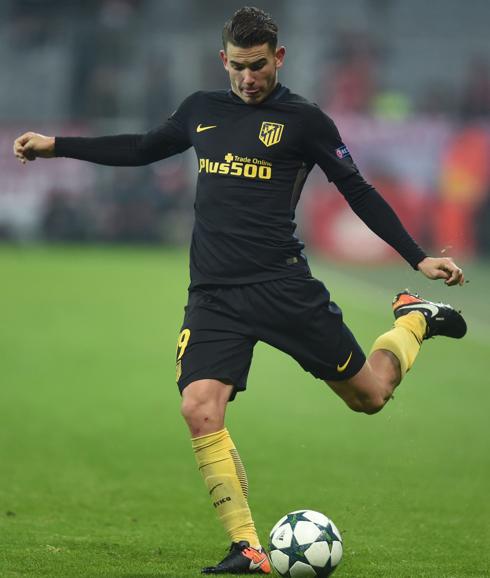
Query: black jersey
170 84 359 286
55 83 426 287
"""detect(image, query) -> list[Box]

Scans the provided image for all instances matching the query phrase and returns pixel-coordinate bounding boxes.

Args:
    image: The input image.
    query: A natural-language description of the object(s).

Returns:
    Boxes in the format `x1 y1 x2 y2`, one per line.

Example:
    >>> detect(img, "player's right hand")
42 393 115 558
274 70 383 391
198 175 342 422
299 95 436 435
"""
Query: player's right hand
13 132 55 164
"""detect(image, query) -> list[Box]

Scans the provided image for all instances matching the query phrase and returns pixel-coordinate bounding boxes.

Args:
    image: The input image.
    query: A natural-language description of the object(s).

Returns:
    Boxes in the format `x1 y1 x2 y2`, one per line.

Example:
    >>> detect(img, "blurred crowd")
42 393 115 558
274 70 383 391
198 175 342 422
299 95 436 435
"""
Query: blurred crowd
1 0 489 258
6 0 489 121
310 30 490 259
323 31 490 120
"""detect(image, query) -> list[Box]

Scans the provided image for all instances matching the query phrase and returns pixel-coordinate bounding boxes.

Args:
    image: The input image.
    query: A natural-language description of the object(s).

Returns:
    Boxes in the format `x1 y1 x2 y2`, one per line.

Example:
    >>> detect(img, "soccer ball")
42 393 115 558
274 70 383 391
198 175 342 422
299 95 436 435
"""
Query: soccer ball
269 509 343 577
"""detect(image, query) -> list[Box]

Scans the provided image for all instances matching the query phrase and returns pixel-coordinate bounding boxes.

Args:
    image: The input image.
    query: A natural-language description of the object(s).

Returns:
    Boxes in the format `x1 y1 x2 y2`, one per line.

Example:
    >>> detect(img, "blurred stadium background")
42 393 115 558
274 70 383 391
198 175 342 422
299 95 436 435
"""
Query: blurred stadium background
1 1 490 577
1 0 490 259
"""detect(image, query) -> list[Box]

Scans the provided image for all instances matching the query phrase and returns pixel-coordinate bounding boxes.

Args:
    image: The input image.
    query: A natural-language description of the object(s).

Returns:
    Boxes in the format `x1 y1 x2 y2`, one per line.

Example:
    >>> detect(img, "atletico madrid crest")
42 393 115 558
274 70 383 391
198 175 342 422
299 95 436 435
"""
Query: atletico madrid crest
259 121 284 147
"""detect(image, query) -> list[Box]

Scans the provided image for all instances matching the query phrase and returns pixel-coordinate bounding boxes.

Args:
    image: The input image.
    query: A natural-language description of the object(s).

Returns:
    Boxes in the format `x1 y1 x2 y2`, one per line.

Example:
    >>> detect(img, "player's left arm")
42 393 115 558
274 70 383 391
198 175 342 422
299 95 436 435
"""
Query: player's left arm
416 256 464 286
335 173 464 286
302 106 464 287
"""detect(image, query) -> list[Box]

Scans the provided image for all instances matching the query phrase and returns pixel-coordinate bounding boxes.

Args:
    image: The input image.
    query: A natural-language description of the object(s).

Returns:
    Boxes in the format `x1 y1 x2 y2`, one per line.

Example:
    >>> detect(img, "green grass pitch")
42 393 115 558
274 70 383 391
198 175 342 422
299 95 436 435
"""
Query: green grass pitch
1 246 489 577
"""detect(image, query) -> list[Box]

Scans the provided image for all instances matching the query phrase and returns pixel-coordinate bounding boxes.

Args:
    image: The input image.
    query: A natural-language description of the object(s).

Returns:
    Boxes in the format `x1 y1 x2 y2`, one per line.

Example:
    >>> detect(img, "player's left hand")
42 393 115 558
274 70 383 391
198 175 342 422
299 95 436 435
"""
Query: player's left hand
417 256 464 286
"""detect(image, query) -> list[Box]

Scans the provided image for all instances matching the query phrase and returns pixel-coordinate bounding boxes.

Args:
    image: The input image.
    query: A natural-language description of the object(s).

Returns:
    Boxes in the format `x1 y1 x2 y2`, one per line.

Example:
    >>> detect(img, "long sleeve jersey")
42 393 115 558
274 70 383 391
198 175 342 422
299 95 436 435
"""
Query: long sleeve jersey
55 84 426 287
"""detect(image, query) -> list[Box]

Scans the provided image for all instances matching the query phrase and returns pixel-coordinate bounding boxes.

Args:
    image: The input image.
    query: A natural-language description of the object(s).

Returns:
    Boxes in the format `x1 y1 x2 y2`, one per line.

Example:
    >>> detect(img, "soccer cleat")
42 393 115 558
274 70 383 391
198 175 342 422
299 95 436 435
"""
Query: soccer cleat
201 541 271 574
392 290 467 339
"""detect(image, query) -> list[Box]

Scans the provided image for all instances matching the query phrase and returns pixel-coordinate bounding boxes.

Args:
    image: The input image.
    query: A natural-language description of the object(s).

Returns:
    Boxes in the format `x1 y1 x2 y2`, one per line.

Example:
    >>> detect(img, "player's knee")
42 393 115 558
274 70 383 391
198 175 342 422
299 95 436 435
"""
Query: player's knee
360 397 385 415
180 395 208 424
346 393 385 415
180 379 232 436
180 395 222 436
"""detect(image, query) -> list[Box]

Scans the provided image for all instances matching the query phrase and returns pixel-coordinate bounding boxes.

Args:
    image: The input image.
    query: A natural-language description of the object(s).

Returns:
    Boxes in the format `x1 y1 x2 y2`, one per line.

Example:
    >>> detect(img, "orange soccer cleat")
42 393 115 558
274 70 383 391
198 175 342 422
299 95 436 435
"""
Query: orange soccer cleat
392 290 467 339
201 541 271 575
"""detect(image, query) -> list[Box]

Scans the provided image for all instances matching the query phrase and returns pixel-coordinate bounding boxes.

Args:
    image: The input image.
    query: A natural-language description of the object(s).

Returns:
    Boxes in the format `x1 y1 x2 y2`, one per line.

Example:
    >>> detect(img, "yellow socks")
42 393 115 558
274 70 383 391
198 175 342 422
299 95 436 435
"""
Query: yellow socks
370 312 427 377
192 428 260 548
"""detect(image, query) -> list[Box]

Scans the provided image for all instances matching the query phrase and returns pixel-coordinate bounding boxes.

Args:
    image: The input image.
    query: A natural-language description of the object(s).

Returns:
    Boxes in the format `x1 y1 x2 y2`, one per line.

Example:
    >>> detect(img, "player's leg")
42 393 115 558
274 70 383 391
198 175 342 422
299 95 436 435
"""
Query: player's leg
327 308 426 413
181 378 259 549
176 289 270 574
326 353 402 414
250 278 466 415
327 290 467 413
181 379 270 574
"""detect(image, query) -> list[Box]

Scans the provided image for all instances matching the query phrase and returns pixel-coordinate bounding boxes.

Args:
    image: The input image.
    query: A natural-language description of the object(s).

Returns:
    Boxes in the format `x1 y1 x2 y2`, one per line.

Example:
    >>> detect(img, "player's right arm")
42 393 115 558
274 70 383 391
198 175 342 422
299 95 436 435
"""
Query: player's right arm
13 132 55 164
14 122 190 167
13 93 196 167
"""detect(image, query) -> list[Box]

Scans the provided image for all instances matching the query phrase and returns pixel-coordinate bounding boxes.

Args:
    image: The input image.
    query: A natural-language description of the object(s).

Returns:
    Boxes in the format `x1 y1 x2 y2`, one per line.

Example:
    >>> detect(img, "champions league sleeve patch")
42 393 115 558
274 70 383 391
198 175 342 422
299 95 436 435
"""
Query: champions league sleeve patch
335 144 351 159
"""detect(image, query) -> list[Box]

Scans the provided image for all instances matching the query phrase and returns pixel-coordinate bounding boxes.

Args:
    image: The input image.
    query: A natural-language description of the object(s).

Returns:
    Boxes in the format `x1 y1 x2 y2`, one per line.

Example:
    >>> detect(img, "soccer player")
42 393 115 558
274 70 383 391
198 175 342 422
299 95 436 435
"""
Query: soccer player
13 7 466 575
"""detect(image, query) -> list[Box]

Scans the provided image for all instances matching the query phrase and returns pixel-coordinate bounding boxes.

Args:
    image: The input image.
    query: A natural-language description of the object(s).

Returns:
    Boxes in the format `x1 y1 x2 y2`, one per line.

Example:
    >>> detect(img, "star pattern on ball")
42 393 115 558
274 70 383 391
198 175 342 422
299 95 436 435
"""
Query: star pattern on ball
269 510 343 577
322 524 340 544
279 540 311 564
286 511 313 529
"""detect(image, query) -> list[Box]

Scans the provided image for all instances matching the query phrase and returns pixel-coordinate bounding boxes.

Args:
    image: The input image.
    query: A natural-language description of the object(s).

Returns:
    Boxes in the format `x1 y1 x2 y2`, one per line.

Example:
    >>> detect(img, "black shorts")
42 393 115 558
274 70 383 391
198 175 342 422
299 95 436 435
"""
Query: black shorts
175 275 366 400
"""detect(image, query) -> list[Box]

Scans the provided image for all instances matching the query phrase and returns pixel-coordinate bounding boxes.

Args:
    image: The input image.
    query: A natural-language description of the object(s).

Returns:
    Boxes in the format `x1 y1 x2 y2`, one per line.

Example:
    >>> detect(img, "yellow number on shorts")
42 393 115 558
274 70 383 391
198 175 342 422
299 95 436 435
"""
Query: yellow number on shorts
176 329 191 361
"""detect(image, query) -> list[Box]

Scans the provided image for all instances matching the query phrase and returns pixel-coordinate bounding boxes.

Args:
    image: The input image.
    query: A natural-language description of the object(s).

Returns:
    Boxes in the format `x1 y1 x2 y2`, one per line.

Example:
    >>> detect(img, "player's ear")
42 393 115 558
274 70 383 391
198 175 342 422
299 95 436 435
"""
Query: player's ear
275 46 286 69
219 49 228 70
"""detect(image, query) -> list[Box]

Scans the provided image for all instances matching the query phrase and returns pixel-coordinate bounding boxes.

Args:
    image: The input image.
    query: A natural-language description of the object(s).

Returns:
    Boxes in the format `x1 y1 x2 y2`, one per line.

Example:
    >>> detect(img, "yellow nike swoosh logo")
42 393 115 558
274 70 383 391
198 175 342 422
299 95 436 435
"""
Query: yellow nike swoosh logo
337 351 353 373
196 124 217 133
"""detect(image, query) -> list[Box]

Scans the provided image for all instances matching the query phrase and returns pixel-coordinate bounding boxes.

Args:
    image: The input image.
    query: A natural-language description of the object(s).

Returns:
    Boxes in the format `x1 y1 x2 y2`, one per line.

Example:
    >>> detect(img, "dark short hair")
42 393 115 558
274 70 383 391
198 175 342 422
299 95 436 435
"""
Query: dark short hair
222 6 278 51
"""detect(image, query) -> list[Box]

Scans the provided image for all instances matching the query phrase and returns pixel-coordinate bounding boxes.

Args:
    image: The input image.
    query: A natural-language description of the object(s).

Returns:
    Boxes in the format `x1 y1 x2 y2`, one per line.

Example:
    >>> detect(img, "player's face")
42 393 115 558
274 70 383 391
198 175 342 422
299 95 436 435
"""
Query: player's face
220 42 285 104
